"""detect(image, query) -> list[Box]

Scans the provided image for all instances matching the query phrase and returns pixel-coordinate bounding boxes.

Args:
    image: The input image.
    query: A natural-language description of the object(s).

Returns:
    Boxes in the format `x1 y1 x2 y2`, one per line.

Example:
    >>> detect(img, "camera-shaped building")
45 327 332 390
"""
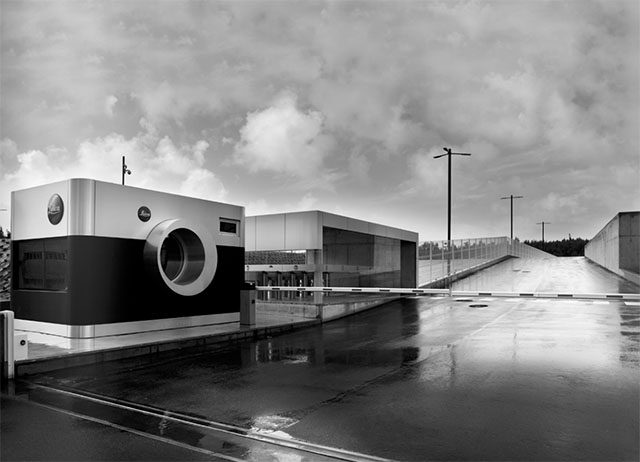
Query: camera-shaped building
11 179 244 339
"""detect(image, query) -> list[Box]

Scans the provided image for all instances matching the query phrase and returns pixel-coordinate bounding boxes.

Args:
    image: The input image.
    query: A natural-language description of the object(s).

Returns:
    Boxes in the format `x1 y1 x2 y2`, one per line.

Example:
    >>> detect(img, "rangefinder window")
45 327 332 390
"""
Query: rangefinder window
219 218 239 235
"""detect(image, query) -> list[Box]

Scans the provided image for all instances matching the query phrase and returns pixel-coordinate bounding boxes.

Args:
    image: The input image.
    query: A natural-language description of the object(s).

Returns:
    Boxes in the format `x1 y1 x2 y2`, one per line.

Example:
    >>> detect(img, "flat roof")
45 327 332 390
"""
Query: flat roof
245 210 419 251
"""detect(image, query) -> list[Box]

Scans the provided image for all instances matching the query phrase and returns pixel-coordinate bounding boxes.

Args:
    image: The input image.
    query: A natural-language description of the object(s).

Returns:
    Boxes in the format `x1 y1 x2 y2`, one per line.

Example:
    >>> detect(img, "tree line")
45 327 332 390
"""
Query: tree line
523 238 589 257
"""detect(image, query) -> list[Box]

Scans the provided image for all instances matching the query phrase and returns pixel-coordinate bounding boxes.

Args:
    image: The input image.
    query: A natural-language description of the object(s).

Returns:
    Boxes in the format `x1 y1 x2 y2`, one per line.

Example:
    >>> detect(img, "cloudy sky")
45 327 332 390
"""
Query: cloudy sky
1 0 638 242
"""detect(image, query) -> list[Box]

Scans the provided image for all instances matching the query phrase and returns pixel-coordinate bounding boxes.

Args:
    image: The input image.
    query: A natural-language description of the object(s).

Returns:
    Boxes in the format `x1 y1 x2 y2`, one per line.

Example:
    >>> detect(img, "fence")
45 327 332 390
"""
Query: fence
418 237 552 286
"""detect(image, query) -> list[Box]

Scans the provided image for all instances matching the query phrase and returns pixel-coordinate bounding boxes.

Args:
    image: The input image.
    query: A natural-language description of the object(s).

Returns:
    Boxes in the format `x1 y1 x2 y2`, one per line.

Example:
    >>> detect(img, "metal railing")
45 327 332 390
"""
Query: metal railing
418 236 552 286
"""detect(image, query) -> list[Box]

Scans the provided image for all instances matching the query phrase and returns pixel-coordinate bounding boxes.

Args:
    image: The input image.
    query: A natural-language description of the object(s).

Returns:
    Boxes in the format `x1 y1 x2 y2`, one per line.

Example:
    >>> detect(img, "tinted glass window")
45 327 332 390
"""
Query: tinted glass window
15 238 68 291
220 219 239 235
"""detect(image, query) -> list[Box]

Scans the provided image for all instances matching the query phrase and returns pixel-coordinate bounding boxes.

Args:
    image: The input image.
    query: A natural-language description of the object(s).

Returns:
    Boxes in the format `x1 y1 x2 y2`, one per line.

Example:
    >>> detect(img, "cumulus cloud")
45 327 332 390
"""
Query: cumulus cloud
0 138 20 176
234 92 334 179
104 95 118 118
0 119 226 223
402 147 449 198
540 191 585 215
1 0 638 239
244 192 319 217
347 148 372 183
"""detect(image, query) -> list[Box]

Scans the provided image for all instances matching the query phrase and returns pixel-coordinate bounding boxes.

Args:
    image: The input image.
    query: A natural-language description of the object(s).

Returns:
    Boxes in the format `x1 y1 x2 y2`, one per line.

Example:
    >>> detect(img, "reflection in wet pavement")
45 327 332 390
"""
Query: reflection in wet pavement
27 293 639 461
619 303 640 365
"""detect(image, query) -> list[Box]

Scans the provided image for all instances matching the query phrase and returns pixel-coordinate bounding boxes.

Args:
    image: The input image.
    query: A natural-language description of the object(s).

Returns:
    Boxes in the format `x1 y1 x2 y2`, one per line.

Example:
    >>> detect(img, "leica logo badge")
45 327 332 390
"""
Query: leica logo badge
137 206 151 222
47 194 64 225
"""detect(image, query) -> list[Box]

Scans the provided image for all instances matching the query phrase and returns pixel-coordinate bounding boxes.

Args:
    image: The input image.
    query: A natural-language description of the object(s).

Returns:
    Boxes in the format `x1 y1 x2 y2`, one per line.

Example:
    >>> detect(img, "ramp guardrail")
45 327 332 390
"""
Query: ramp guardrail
418 237 553 286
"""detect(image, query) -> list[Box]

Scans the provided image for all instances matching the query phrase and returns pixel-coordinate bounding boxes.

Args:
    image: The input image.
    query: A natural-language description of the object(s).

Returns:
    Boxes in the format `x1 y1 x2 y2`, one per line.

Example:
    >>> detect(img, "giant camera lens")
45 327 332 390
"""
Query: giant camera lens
160 229 205 285
144 219 217 296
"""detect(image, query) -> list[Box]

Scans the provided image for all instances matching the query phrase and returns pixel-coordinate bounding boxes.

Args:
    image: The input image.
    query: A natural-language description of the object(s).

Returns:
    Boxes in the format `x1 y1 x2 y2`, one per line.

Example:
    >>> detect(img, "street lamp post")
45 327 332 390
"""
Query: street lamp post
122 156 131 185
500 195 524 241
536 221 551 242
434 147 471 275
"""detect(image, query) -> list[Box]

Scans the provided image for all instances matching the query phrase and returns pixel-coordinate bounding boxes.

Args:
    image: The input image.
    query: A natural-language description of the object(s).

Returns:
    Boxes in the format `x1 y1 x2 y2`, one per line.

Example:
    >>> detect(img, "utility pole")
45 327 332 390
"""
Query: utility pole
122 156 131 185
434 147 471 274
500 195 524 240
536 221 551 242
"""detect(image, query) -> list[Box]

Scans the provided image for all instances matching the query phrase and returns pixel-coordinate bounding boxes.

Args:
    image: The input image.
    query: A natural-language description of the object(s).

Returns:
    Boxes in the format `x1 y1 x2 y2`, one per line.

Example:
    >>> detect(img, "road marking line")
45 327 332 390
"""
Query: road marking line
625 301 640 306
30 384 392 462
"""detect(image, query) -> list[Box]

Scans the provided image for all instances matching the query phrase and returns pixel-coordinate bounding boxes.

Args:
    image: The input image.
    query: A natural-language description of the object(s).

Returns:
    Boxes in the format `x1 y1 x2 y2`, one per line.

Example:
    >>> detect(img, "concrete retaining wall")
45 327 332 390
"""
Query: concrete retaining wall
585 212 639 286
320 298 399 321
257 301 320 319
257 296 401 323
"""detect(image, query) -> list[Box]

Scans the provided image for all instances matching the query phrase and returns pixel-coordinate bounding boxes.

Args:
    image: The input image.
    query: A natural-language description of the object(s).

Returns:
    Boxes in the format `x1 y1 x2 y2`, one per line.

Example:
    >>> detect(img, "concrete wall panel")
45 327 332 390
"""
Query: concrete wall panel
245 216 256 251
285 212 321 250
619 212 640 274
321 212 349 231
255 214 286 250
346 217 370 235
367 222 389 239
585 212 639 285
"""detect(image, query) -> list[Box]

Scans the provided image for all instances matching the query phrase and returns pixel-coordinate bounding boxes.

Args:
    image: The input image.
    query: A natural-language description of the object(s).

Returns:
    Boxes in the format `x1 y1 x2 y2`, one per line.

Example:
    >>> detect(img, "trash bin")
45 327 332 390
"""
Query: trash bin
240 282 256 326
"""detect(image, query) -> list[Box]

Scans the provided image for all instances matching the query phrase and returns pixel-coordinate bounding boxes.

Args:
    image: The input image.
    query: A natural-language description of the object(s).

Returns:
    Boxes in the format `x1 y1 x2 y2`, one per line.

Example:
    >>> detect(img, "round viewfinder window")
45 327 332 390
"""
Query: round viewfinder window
160 229 205 285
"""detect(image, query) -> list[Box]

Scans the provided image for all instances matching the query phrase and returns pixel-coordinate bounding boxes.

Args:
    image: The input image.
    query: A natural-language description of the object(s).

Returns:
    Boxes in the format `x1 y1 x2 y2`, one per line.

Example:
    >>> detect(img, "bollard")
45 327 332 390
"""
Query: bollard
240 282 257 327
1 310 15 381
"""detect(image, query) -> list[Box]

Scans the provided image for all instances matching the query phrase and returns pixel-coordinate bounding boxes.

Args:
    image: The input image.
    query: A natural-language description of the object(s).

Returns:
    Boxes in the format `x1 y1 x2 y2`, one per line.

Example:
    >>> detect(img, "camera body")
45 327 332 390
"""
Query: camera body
11 179 244 338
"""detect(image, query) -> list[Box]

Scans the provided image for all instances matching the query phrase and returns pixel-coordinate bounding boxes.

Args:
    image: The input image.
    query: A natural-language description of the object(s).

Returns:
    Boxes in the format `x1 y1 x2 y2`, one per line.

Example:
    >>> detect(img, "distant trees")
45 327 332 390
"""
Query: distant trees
524 238 589 257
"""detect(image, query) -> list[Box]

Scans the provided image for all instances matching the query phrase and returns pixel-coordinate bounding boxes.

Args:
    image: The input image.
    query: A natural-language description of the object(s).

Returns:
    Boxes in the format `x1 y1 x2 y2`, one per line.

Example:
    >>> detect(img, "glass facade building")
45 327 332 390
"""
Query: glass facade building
244 211 418 293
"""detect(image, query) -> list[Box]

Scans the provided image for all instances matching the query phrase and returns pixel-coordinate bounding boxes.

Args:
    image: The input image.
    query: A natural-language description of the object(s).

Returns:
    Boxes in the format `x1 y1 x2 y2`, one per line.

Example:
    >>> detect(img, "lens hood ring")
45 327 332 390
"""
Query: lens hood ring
144 219 218 296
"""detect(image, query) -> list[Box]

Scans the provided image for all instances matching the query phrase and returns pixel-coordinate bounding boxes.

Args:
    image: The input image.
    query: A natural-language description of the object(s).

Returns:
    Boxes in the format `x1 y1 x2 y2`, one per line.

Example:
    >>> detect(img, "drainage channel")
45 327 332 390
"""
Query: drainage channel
15 382 391 462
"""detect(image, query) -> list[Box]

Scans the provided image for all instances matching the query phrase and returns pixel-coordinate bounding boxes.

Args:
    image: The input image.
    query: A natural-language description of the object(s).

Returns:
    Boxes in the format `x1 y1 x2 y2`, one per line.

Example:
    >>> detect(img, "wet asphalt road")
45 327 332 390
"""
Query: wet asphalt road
3 257 640 461
1 393 228 461
8 294 638 461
